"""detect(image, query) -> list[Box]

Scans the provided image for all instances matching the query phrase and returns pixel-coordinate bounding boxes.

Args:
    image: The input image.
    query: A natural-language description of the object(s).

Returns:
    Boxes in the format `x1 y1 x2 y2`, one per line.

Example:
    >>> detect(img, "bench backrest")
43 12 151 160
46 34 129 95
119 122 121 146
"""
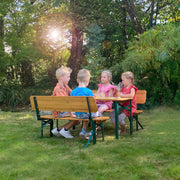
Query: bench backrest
30 96 98 113
135 90 146 104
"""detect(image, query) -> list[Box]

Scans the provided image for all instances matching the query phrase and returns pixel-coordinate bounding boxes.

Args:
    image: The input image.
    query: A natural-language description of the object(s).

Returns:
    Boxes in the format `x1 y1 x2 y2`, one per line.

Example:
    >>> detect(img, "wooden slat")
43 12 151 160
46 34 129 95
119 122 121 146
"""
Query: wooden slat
40 115 109 121
30 96 98 113
133 110 143 116
135 90 147 104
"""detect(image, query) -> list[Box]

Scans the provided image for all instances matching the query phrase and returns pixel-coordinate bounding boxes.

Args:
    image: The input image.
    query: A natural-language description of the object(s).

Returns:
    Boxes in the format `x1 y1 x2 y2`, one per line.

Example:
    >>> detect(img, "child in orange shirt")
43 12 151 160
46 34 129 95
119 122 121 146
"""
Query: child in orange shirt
51 66 80 138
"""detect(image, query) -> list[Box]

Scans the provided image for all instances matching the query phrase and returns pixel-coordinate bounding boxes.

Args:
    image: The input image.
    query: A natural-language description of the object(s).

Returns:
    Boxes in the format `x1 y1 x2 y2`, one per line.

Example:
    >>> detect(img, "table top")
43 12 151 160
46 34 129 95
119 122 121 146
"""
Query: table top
95 96 132 102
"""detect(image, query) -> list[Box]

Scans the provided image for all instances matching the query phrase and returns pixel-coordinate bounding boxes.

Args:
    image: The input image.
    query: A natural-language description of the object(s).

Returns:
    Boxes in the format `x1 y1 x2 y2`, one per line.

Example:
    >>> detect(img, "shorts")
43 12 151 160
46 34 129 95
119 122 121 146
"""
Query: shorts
58 112 71 117
76 112 101 119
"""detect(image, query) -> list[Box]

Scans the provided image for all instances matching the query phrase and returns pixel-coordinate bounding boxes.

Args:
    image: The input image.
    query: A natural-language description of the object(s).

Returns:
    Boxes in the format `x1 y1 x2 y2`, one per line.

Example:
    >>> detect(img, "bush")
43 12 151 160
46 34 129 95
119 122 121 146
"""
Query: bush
122 23 180 106
174 89 180 111
0 84 52 111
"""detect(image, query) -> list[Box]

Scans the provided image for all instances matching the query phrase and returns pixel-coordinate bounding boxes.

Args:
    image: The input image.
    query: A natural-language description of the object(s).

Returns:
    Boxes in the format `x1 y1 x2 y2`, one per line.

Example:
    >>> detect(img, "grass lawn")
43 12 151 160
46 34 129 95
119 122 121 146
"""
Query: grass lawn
0 106 180 180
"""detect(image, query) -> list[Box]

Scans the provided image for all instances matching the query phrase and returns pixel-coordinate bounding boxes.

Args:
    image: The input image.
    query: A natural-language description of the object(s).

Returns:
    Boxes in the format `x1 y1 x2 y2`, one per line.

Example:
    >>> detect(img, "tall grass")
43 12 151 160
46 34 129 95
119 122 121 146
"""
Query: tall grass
0 107 179 180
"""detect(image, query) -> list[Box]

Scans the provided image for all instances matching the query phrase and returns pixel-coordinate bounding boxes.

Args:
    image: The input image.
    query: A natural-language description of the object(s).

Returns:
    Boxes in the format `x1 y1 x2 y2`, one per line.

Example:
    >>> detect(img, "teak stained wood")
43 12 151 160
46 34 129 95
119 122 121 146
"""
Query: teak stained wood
135 90 146 104
93 89 146 105
30 96 98 113
30 95 109 148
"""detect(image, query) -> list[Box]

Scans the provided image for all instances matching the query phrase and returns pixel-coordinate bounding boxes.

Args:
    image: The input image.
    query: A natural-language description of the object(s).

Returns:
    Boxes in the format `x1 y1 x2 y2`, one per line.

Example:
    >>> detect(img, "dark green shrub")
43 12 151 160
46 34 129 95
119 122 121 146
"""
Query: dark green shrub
0 84 52 111
174 89 180 111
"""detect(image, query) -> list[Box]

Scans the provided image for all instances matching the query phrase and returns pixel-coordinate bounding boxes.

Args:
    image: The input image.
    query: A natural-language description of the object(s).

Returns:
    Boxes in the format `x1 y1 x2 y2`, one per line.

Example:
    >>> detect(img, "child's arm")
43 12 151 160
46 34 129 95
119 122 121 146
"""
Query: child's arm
108 89 114 97
95 88 100 97
118 88 135 98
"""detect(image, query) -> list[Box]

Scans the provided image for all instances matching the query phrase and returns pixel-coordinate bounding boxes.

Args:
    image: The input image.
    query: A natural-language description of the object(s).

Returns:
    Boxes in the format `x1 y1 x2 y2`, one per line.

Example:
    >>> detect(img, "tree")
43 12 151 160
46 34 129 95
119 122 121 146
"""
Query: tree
122 23 180 105
0 0 14 80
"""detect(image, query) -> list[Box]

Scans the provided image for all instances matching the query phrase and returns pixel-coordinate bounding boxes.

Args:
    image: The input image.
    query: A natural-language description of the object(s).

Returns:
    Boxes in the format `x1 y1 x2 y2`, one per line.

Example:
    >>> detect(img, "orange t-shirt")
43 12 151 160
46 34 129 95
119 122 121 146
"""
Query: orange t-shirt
52 82 72 117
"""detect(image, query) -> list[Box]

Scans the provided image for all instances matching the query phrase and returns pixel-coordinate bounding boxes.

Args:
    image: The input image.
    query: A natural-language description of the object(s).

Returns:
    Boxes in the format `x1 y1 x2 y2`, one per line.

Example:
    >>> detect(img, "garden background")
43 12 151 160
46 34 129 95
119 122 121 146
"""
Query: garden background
0 1 180 179
0 0 179 110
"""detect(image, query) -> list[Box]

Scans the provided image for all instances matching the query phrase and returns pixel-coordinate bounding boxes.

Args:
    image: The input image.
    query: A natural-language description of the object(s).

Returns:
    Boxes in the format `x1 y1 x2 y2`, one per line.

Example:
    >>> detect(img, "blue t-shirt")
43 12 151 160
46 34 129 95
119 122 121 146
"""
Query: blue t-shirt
71 87 93 97
71 87 93 117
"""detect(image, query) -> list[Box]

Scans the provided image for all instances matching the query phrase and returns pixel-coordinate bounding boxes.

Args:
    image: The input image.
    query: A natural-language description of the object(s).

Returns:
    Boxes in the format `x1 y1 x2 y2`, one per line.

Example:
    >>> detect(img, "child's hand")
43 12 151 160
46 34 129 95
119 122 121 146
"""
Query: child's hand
117 92 122 97
70 112 76 118
117 82 123 91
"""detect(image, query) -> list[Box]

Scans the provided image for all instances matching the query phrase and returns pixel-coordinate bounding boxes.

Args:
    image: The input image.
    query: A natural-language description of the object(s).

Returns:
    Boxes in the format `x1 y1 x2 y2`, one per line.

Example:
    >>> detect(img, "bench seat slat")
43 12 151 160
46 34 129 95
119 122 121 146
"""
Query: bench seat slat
133 110 143 116
40 115 109 122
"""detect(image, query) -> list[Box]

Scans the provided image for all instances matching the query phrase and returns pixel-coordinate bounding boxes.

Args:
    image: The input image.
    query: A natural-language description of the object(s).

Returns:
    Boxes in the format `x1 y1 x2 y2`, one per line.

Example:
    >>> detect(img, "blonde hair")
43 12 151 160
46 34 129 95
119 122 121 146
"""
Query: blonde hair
101 70 112 80
121 71 135 84
77 69 91 83
56 66 72 80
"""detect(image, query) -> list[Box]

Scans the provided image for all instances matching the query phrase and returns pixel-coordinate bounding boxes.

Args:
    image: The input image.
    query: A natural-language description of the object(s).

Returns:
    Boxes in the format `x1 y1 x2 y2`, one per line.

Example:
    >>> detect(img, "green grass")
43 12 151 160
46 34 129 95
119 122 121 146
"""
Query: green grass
0 107 180 180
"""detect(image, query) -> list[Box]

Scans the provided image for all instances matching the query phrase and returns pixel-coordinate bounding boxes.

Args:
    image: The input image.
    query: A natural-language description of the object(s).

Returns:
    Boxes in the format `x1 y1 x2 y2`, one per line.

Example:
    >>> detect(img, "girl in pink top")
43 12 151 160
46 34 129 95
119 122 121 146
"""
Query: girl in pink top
110 71 138 134
96 70 116 114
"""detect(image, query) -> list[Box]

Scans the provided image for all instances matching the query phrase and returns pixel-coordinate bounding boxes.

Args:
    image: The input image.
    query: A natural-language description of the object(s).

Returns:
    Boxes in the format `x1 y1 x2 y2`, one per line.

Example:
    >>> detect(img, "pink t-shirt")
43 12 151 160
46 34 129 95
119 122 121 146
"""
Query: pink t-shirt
120 85 138 117
96 84 117 109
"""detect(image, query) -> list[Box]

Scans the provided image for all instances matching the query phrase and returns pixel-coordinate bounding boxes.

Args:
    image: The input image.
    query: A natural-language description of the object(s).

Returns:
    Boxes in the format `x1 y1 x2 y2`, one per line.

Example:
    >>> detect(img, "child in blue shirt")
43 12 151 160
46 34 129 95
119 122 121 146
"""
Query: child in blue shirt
71 69 101 140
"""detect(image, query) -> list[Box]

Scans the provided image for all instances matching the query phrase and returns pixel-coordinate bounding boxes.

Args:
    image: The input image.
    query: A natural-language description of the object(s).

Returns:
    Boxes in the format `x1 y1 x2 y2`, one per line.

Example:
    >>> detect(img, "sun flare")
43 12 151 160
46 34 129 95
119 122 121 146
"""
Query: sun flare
50 29 59 40
34 14 72 56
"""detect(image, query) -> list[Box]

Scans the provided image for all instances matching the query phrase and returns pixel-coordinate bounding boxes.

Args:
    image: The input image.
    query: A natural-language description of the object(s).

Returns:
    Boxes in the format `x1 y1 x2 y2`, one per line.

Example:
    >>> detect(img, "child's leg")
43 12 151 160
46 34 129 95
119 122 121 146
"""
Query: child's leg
110 111 126 134
82 121 89 131
118 113 126 134
64 120 80 130
110 110 116 127
97 104 109 114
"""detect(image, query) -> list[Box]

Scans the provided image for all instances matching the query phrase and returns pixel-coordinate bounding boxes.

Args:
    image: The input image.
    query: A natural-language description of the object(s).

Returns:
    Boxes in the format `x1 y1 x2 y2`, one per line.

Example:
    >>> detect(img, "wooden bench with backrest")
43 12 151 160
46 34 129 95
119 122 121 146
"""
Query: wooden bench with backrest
30 96 109 148
93 89 147 132
131 90 147 131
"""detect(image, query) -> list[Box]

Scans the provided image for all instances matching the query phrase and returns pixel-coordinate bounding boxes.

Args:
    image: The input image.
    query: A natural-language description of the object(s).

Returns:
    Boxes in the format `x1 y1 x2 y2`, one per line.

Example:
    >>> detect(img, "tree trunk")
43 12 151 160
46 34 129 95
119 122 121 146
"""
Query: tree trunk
20 59 35 87
154 0 160 25
67 26 83 86
123 0 144 34
150 0 155 27
0 17 4 56
68 0 83 87
122 0 128 49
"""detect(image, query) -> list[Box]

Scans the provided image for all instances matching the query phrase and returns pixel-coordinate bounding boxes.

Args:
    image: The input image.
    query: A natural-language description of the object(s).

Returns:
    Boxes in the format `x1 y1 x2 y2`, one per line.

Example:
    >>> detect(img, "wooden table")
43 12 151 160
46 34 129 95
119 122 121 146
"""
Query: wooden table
95 96 133 139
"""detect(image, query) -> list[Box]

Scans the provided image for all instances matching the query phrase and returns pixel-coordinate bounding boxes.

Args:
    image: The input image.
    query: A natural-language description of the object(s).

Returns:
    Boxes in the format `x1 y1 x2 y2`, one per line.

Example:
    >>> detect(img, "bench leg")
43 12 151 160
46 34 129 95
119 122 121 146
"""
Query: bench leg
84 121 97 149
137 120 144 130
135 115 144 130
50 119 53 137
101 123 104 141
33 120 53 140
41 120 43 138
135 116 139 131
56 120 58 128
92 122 96 145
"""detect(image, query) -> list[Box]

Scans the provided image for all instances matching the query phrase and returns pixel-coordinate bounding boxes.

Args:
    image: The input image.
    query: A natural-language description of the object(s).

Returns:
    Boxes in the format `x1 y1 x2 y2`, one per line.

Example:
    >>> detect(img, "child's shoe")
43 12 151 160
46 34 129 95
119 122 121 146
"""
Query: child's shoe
79 128 89 140
60 128 74 138
51 128 61 137
119 124 126 135
88 130 93 137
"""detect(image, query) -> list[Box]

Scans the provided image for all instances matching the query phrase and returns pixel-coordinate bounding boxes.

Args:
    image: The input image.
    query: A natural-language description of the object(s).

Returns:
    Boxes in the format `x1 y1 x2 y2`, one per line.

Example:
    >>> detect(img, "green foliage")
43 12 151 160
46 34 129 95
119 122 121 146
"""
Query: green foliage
0 82 52 111
174 89 180 111
122 23 180 105
1 0 179 108
0 84 24 111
